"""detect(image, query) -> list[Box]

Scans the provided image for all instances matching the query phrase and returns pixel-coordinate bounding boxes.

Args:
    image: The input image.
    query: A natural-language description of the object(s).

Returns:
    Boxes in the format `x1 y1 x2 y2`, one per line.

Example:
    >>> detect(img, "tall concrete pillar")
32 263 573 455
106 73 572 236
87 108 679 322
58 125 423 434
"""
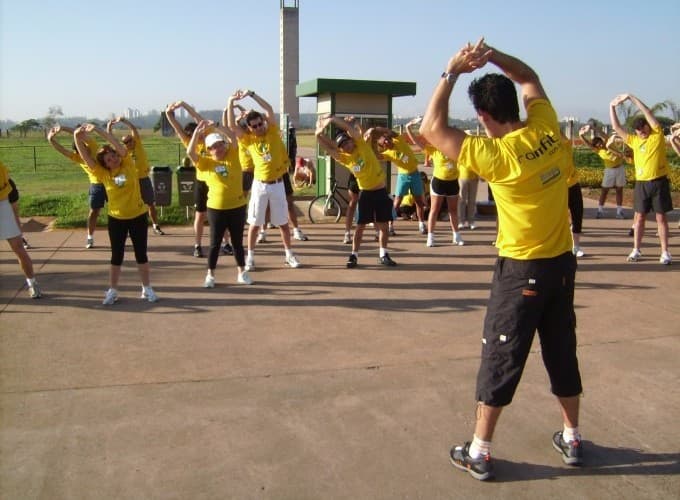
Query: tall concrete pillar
280 0 299 128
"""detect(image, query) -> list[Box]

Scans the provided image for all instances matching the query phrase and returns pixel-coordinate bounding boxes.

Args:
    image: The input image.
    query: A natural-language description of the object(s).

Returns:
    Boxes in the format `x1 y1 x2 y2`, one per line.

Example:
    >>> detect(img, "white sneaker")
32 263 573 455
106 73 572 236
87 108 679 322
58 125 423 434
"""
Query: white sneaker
237 271 253 285
418 222 427 235
457 223 464 230
28 280 42 299
469 223 476 230
426 234 435 247
141 286 158 303
573 246 585 258
256 232 267 244
102 288 118 305
627 249 642 262
453 232 465 246
204 274 216 288
285 254 301 268
293 229 309 241
615 212 625 220
660 251 672 265
245 255 255 271
86 237 94 249
343 232 352 244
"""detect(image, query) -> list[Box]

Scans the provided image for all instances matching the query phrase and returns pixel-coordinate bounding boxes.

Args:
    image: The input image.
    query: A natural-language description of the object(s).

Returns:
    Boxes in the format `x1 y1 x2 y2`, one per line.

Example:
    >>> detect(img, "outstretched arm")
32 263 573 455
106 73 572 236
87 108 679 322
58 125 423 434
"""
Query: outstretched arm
609 94 630 141
627 94 660 130
405 117 427 150
240 90 275 125
225 91 248 139
485 42 547 108
165 101 203 142
47 125 76 158
420 38 490 161
670 129 680 156
73 124 99 169
107 116 140 141
578 125 595 149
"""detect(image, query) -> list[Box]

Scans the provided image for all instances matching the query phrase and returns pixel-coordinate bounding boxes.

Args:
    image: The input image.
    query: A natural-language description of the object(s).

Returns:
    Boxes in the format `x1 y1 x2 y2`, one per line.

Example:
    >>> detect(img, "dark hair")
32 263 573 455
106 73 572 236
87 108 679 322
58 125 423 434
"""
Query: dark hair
632 116 649 131
467 73 520 124
95 144 117 168
183 122 198 135
245 110 264 126
335 131 351 147
592 137 605 149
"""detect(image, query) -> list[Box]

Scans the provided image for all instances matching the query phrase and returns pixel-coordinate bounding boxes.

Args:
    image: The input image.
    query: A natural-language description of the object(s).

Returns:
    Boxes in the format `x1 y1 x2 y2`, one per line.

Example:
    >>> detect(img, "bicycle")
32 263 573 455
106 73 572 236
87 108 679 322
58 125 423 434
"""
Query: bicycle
307 178 351 223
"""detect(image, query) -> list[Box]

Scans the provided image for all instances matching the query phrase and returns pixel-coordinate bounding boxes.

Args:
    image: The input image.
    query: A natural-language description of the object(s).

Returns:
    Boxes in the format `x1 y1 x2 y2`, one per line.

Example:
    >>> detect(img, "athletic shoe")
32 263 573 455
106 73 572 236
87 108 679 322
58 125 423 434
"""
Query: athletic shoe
343 232 352 244
615 212 625 220
152 225 165 235
573 246 585 258
193 245 204 258
453 232 465 246
141 287 158 303
457 223 465 229
426 234 435 247
552 431 583 466
256 232 267 244
419 222 427 235
86 237 94 249
237 271 253 285
293 229 309 241
627 249 642 262
596 211 603 219
102 288 118 305
245 256 255 272
450 443 494 481
28 281 42 299
660 251 672 265
22 238 31 249
469 224 476 230
222 243 234 255
379 253 397 267
346 254 358 268
285 254 301 268
204 274 216 288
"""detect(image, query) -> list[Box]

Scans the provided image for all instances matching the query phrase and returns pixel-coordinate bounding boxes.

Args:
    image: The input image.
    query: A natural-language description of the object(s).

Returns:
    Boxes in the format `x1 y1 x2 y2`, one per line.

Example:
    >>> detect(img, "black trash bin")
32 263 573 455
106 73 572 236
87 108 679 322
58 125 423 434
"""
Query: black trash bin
150 166 172 207
176 166 196 207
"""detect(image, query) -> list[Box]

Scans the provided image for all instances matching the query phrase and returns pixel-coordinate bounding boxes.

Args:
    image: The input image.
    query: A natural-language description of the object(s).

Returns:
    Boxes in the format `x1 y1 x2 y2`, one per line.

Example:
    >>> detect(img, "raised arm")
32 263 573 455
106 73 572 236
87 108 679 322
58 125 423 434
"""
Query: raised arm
405 117 427 150
670 129 680 156
315 115 340 159
165 101 203 142
225 91 248 139
609 94 630 141
578 125 595 149
242 90 275 125
47 125 76 158
420 38 490 161
485 42 547 108
108 116 140 141
73 124 98 169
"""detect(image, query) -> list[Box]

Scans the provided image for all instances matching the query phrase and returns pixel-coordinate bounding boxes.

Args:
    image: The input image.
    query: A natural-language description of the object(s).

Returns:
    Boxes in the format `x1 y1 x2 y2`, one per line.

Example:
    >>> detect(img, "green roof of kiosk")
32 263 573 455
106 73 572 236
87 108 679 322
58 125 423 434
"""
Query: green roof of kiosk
296 78 416 98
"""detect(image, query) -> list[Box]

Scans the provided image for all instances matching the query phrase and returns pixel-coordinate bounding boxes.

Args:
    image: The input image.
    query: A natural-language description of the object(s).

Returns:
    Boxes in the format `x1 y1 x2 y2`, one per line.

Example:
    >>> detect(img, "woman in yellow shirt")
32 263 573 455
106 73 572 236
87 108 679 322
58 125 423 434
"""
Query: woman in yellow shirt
74 124 158 305
188 120 251 287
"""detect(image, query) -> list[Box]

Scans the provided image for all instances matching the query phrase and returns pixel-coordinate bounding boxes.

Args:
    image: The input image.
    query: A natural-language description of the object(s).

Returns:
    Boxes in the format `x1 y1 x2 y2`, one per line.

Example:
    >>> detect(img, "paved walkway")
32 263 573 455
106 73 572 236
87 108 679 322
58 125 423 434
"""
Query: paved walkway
1 194 679 499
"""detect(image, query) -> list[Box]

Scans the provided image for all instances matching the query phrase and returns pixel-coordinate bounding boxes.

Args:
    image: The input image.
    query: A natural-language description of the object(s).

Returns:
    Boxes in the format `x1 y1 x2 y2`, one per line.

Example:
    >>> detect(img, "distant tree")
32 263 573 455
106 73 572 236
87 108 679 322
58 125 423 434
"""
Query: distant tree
153 116 162 133
658 100 679 122
12 119 42 137
43 105 64 130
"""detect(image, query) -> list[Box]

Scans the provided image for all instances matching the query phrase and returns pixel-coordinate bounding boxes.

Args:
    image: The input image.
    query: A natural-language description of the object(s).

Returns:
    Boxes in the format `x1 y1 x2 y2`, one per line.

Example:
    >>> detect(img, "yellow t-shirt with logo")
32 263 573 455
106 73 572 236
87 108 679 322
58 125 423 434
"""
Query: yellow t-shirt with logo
424 144 458 180
194 147 247 210
596 148 623 169
458 99 572 260
0 161 12 200
69 139 101 184
381 136 419 175
91 156 146 220
239 125 287 182
625 125 669 181
335 136 386 191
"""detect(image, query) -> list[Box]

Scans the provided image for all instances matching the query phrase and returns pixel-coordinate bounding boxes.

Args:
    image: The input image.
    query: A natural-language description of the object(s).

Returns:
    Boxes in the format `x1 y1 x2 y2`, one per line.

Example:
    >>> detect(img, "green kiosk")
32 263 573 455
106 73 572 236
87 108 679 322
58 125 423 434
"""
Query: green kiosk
296 78 416 198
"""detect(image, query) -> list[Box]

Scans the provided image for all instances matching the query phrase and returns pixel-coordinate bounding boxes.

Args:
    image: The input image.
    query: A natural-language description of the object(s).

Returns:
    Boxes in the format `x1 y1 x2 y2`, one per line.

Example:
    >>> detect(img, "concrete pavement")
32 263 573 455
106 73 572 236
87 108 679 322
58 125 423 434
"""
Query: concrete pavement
1 194 679 499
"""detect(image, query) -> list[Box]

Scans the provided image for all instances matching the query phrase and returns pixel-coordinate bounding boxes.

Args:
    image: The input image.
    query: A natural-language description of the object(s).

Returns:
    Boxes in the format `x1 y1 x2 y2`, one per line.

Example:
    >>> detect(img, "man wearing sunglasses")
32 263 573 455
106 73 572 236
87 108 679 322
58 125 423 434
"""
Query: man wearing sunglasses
226 89 301 271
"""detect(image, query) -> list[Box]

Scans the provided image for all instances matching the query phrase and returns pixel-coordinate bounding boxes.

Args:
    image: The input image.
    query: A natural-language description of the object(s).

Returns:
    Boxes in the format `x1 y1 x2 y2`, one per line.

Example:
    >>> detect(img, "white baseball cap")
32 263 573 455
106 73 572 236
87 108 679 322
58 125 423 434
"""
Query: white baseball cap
205 133 225 148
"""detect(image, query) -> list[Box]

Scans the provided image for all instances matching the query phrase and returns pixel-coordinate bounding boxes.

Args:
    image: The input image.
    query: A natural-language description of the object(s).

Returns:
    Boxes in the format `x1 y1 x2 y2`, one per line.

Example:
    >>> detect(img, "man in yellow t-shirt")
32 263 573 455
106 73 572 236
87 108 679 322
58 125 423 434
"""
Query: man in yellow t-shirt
47 125 105 249
610 93 672 265
316 115 397 268
419 39 582 480
227 89 301 271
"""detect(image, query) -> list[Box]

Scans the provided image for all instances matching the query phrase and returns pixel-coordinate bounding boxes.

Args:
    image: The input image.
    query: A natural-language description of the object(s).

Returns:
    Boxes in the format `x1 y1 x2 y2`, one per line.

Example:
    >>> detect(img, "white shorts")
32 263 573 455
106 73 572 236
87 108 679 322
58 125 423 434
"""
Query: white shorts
0 199 21 240
247 178 289 226
602 166 626 188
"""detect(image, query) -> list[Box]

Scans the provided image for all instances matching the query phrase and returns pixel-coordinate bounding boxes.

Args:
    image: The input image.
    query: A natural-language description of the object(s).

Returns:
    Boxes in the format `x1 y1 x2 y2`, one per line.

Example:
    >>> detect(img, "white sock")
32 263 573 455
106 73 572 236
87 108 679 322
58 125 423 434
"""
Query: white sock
616 206 623 213
247 250 254 259
26 277 36 287
379 247 387 258
469 434 491 458
285 248 294 258
563 425 580 443
598 205 604 211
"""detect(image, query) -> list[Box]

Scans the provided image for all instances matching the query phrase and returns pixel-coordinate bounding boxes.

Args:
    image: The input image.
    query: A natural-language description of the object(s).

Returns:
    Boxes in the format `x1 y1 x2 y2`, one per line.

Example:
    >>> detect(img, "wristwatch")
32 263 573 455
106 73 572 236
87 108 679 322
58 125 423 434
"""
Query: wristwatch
441 72 456 84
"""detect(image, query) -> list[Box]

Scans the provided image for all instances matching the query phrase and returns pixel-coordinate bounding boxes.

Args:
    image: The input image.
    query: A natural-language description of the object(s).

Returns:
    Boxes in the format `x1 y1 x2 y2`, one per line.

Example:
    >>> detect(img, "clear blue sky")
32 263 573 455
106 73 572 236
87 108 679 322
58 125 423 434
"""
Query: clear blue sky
1 0 679 124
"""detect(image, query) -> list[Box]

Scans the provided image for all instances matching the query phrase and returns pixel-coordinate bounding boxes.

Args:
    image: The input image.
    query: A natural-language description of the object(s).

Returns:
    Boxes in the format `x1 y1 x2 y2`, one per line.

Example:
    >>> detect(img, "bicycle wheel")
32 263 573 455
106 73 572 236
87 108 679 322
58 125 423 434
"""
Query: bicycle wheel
308 195 342 223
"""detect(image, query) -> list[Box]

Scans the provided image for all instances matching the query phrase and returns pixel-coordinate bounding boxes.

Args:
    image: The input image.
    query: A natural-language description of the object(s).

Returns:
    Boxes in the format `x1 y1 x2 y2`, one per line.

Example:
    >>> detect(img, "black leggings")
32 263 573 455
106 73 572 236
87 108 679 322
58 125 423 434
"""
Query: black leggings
107 213 149 266
207 205 246 270
568 183 583 234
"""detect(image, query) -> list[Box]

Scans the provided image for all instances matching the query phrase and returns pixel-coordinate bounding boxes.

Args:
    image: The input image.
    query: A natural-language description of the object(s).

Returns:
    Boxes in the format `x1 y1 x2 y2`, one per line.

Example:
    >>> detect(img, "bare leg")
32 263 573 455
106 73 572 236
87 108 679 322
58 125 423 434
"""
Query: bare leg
279 223 292 250
7 236 34 279
473 403 503 442
656 213 669 253
193 211 206 247
109 265 122 290
137 262 151 287
557 395 580 428
88 208 100 237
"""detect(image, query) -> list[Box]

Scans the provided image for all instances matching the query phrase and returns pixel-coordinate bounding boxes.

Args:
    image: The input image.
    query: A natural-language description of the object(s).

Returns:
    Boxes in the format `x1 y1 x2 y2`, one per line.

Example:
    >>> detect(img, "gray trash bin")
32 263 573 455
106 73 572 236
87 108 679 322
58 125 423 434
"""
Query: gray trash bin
176 166 196 207
150 166 172 207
